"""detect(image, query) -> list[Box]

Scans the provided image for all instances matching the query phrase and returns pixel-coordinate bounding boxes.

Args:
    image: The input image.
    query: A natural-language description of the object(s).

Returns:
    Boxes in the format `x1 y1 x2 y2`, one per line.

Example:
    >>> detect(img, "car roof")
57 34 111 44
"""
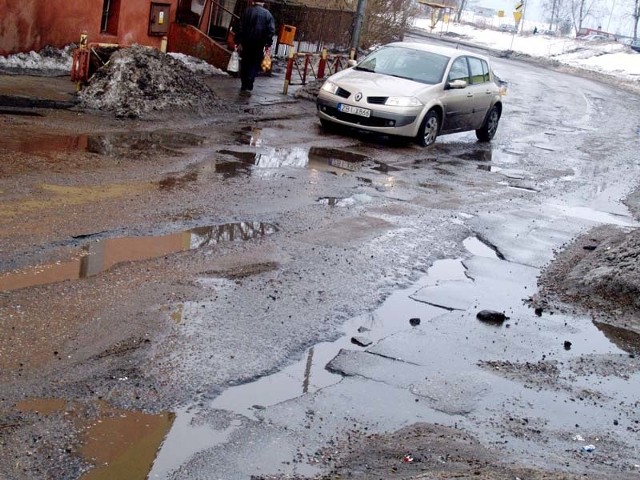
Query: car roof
384 42 489 61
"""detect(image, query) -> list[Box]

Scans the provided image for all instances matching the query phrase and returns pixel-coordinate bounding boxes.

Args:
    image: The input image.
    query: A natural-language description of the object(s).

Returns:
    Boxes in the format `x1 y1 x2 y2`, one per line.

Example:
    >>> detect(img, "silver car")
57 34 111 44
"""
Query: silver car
316 42 504 147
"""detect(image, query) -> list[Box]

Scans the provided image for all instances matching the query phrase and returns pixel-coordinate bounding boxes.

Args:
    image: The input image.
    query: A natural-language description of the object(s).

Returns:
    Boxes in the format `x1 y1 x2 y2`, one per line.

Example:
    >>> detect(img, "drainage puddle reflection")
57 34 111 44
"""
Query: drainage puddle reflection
0 133 89 154
152 234 637 475
0 222 277 292
16 398 174 480
150 259 464 477
218 146 372 175
0 131 204 156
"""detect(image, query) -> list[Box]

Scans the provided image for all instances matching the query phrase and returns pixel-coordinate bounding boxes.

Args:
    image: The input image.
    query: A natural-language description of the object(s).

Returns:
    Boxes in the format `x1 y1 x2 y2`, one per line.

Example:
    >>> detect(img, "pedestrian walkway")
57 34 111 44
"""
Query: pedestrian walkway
202 68 301 108
0 74 77 109
0 65 301 111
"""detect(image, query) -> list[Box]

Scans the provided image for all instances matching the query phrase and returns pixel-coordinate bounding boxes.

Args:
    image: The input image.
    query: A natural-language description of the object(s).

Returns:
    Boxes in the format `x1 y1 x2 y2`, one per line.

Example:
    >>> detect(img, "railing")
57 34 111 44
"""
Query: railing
71 35 123 88
283 49 351 94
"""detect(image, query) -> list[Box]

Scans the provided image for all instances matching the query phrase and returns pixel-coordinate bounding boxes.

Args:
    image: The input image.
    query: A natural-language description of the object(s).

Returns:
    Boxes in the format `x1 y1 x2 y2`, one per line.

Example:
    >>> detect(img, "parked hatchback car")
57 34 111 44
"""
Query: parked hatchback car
317 42 504 147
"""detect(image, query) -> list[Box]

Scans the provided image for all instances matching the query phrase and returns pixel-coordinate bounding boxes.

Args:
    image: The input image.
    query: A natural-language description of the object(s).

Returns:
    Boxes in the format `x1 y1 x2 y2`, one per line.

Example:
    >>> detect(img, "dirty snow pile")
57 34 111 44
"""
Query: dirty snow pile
0 45 74 75
294 79 323 101
168 52 228 76
79 45 225 118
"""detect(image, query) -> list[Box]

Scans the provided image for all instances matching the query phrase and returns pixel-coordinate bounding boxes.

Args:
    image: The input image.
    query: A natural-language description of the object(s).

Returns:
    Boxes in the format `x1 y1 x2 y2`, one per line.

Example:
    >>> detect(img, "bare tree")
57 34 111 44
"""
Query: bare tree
361 0 421 48
543 0 563 30
569 0 602 32
455 0 468 21
633 0 640 38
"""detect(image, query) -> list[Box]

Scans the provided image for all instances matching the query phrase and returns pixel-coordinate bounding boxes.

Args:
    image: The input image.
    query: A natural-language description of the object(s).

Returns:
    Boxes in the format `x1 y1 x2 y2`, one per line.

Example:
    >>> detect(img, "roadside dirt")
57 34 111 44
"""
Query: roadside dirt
529 221 640 340
252 422 639 480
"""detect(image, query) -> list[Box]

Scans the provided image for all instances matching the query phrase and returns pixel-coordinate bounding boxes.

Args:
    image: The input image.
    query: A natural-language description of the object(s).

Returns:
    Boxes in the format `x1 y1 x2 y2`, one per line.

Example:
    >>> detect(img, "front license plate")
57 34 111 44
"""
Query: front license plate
338 104 371 118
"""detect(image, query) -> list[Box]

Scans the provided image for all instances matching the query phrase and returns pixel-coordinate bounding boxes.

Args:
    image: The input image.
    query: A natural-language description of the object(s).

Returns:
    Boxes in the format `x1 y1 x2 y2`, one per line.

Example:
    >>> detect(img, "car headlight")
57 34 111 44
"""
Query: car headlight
320 80 339 94
385 96 423 107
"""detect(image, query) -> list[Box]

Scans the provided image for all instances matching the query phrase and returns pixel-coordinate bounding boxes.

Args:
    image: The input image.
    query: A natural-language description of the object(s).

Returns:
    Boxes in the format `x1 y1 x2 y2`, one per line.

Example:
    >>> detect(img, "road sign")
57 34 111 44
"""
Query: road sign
498 9 505 17
515 1 523 11
513 11 522 23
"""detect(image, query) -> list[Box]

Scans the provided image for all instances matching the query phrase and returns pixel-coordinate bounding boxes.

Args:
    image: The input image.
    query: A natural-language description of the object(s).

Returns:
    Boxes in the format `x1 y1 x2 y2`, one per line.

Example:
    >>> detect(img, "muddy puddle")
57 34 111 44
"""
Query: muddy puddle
0 182 155 218
217 145 372 176
16 398 173 480
0 222 277 292
0 133 89 154
0 130 204 157
150 234 639 477
87 131 205 157
216 127 381 177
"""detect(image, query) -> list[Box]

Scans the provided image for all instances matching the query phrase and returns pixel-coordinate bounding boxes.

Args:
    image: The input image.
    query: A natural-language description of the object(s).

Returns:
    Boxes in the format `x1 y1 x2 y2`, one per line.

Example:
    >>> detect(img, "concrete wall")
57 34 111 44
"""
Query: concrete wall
0 0 179 56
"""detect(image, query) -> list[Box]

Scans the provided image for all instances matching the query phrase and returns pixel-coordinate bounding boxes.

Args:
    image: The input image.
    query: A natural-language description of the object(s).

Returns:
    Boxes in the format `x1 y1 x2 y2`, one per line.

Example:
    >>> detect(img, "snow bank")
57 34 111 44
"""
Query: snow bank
0 45 74 75
78 45 226 119
168 52 228 76
412 19 640 83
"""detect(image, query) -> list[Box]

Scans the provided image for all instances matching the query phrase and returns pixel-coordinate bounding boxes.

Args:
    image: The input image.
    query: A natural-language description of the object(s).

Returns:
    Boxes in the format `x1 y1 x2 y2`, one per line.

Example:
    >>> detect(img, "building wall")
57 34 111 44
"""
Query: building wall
0 0 179 56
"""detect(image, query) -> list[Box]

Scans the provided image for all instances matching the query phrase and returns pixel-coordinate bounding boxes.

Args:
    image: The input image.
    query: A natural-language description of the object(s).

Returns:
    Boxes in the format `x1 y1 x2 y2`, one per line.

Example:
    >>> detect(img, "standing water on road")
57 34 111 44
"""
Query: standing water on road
0 222 277 292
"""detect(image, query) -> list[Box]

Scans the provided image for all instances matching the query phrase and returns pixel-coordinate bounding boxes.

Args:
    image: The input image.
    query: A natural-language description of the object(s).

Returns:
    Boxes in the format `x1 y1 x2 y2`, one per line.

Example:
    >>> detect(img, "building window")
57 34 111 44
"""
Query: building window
101 0 121 35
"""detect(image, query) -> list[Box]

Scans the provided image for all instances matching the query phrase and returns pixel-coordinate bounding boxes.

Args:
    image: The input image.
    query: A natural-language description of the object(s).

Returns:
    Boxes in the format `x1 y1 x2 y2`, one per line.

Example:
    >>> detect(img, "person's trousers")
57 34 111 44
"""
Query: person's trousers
240 45 264 91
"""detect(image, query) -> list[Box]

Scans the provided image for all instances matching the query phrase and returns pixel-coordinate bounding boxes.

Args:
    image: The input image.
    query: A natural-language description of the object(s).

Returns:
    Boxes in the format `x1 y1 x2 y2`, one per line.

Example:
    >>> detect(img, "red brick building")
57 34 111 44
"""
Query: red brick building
0 0 185 56
0 0 355 69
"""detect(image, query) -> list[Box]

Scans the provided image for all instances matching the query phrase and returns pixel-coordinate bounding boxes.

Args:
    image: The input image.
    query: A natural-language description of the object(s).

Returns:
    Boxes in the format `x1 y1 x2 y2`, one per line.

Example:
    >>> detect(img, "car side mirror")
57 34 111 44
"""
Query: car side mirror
447 79 468 89
347 59 358 67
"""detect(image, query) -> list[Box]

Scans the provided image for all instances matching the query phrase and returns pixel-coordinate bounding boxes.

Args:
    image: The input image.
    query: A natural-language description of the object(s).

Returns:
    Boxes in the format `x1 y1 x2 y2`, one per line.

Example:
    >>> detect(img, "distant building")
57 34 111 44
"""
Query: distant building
473 6 497 17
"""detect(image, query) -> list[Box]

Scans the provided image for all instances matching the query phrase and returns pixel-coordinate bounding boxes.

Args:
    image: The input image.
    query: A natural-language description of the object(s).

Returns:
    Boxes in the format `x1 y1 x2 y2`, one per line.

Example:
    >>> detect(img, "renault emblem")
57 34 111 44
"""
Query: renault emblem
354 92 363 102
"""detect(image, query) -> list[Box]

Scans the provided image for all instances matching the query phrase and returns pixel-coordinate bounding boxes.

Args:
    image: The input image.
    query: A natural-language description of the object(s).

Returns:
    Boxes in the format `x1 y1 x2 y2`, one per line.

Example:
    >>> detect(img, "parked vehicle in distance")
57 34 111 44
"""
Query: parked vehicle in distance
316 42 504 147
582 34 612 41
500 24 517 33
630 40 640 52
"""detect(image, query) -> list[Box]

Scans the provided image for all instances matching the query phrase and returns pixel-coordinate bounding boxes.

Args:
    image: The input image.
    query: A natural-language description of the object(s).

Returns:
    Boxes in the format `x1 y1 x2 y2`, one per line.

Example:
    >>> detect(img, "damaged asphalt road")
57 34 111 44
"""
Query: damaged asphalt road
1 42 640 480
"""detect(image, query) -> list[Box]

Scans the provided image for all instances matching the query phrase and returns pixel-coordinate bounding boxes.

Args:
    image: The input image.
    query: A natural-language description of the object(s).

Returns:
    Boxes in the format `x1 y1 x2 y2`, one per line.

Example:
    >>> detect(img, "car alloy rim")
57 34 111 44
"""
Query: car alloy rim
487 110 499 136
424 116 438 145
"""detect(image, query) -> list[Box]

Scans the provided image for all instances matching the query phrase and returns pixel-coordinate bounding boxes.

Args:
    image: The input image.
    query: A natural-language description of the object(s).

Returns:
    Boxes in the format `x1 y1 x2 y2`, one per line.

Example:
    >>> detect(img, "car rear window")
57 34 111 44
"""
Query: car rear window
468 57 490 84
355 46 450 85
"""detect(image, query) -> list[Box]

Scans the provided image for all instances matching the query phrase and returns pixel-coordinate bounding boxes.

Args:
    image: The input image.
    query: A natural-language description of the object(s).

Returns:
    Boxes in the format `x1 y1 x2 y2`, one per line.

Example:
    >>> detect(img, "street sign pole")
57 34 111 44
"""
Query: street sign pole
350 0 368 58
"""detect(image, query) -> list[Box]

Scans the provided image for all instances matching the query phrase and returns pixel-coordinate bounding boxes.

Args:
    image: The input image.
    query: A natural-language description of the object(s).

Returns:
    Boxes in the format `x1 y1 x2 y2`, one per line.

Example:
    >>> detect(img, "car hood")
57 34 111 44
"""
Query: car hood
330 69 439 98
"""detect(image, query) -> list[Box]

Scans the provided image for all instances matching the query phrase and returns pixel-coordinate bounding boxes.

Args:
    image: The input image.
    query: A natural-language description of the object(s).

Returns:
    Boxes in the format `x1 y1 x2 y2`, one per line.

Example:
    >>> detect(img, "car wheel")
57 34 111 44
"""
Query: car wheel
417 110 440 147
476 106 500 142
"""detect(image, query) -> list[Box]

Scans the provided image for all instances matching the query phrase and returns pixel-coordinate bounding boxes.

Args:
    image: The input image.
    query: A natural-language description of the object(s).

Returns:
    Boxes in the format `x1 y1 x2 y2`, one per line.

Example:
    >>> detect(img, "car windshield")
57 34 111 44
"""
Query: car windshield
354 46 450 85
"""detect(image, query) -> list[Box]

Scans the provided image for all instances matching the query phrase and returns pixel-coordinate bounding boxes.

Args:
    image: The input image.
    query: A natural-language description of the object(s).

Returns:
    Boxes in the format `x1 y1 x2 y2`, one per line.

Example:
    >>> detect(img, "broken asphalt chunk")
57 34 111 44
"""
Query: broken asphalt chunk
351 336 373 347
476 310 509 325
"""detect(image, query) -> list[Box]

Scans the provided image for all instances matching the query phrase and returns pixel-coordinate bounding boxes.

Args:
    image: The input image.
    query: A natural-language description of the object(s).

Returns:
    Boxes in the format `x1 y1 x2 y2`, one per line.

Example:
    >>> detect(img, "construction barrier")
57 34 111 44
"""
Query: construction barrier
283 49 350 95
70 33 122 88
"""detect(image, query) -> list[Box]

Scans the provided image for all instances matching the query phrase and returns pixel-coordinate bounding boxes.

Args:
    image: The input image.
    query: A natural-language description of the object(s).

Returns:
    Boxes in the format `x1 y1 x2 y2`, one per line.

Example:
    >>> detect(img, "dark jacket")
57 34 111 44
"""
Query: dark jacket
235 5 276 48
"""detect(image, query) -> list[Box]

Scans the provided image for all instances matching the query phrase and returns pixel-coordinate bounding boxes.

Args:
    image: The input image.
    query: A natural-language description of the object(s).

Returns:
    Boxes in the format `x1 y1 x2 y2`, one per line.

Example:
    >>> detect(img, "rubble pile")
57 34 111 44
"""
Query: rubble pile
79 45 226 119
535 225 640 330
564 227 640 309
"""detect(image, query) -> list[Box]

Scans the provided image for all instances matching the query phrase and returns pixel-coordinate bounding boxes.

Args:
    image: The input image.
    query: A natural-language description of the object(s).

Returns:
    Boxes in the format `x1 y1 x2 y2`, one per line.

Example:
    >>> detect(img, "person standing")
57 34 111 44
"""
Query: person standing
234 1 275 94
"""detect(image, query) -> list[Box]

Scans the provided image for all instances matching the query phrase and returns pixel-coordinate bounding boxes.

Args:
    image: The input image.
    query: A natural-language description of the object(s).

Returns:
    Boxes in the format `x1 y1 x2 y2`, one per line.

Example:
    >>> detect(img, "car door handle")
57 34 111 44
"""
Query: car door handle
467 93 473 98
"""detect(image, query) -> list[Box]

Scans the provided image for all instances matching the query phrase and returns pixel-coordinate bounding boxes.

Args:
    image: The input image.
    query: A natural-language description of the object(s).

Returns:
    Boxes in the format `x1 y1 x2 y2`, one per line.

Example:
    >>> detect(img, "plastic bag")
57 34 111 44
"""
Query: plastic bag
261 47 272 72
227 48 240 73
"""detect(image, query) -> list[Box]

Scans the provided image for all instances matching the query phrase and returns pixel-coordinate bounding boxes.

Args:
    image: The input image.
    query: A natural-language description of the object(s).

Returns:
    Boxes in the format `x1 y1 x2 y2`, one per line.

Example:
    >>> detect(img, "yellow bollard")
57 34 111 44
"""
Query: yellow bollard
76 32 88 91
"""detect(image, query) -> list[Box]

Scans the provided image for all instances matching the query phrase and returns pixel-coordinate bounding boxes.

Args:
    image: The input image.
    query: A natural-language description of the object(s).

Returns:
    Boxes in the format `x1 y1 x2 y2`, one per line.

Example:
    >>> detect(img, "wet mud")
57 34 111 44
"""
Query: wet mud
2 50 640 480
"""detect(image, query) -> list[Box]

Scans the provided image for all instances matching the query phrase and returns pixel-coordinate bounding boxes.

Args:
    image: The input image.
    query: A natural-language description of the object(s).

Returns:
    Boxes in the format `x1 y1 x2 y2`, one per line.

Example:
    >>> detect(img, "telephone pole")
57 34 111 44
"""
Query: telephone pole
350 0 368 56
